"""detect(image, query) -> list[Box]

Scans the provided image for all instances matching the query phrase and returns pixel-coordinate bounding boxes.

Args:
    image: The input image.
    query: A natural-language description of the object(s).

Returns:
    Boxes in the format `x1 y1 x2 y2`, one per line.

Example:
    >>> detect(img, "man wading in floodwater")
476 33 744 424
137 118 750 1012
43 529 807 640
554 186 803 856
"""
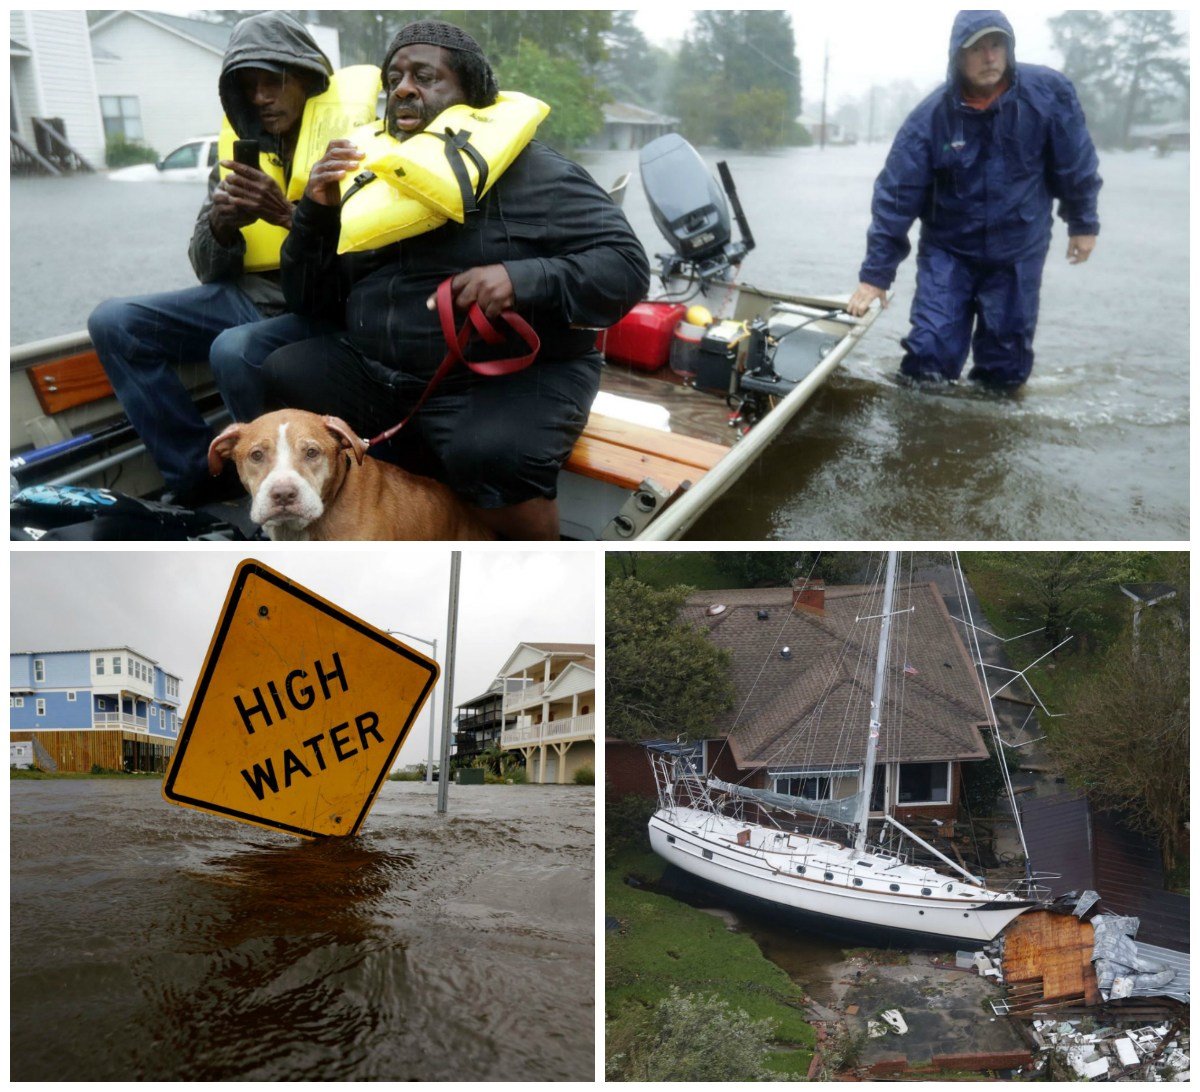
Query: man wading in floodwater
846 10 1102 388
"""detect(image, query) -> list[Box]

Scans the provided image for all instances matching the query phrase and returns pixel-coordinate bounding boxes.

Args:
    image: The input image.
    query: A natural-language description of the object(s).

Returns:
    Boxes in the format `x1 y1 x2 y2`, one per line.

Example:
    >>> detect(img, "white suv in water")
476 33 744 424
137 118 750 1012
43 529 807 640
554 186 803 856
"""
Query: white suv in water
108 135 219 183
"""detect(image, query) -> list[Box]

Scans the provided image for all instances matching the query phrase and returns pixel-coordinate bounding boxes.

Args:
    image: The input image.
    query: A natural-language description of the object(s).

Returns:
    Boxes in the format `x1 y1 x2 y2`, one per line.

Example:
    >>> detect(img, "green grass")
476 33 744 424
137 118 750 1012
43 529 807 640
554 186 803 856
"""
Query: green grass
604 552 732 590
607 848 815 1077
10 769 148 780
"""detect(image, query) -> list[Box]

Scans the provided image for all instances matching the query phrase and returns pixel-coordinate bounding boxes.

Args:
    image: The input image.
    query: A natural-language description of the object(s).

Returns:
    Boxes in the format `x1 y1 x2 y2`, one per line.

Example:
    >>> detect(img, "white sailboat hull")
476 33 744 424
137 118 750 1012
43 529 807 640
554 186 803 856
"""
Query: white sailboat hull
650 807 1034 948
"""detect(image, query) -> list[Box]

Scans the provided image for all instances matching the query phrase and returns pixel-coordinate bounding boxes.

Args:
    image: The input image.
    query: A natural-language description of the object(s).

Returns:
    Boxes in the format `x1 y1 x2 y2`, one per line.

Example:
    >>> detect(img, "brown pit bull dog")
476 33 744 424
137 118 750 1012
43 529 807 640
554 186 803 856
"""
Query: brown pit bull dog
208 409 493 541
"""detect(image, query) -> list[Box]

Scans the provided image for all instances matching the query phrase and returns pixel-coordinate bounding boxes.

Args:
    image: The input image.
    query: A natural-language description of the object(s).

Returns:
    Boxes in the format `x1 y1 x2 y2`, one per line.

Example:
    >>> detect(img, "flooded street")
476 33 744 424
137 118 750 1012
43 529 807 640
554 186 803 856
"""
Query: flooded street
11 141 1188 539
11 779 594 1081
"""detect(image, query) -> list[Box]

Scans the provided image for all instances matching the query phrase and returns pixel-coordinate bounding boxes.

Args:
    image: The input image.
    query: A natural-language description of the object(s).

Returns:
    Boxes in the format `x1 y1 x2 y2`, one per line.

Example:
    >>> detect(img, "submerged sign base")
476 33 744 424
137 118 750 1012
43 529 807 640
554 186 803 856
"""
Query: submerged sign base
163 559 438 839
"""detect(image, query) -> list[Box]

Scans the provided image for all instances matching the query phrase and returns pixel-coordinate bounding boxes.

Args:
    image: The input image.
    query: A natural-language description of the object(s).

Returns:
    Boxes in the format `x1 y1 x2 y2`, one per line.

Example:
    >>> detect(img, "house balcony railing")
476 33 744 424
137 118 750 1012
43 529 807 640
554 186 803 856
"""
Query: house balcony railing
93 712 149 730
501 713 594 748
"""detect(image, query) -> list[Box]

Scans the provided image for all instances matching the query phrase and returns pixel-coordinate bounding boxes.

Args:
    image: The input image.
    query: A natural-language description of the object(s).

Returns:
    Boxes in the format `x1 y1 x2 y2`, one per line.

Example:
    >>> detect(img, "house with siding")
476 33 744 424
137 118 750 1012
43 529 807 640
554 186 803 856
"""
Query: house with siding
608 580 992 833
10 10 107 167
498 642 594 784
11 647 182 772
88 11 341 160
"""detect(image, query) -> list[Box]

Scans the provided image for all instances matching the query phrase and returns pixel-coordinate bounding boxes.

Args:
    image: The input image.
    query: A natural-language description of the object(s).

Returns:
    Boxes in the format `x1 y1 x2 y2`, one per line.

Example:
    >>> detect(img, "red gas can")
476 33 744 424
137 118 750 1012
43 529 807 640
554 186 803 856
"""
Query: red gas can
596 302 687 371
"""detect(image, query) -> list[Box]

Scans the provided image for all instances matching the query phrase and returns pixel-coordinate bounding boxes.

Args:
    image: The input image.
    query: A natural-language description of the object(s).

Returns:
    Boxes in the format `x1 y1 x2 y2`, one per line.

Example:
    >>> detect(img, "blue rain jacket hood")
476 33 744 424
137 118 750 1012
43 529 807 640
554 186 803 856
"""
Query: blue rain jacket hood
858 9 1101 289
947 10 1016 88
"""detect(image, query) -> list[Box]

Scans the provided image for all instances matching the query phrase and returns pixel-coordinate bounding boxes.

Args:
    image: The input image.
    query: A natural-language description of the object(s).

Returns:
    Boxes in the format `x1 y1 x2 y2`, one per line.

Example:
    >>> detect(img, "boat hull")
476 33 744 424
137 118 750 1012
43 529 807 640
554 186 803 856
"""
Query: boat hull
649 812 1034 949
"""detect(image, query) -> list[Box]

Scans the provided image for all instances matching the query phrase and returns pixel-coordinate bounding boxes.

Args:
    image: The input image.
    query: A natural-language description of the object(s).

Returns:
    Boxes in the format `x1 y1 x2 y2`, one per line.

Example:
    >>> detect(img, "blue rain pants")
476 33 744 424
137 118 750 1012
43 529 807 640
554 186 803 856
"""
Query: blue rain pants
900 242 1048 387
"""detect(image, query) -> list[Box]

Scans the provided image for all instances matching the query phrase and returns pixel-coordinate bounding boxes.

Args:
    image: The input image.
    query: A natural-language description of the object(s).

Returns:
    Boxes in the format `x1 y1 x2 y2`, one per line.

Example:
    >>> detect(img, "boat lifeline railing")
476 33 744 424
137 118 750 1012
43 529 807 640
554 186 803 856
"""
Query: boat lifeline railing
1004 872 1060 902
636 289 877 541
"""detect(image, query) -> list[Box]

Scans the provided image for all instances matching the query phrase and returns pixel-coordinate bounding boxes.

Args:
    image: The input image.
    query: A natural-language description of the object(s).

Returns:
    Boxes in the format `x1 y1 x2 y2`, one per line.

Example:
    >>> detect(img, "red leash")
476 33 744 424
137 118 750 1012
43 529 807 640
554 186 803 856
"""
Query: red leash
367 277 541 449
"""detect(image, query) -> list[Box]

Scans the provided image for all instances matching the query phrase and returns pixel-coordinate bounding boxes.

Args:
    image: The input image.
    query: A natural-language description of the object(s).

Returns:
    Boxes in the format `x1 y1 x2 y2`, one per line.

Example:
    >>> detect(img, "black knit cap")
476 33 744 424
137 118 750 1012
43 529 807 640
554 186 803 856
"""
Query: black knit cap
382 20 485 74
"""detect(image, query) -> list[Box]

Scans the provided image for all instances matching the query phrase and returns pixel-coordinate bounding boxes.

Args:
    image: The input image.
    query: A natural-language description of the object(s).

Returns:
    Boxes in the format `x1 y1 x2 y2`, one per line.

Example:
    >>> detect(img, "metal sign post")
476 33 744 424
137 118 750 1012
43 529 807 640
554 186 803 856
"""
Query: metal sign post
436 552 461 814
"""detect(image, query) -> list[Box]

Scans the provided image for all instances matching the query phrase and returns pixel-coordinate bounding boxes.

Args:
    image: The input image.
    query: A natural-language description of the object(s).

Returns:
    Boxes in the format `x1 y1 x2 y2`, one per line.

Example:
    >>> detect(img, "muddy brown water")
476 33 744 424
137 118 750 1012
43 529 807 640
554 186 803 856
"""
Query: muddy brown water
11 779 594 1081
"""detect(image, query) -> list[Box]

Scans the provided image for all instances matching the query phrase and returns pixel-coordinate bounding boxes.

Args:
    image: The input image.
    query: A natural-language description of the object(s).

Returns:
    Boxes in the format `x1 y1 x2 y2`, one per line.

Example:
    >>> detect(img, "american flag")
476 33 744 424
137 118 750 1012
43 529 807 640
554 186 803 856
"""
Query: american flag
903 662 919 676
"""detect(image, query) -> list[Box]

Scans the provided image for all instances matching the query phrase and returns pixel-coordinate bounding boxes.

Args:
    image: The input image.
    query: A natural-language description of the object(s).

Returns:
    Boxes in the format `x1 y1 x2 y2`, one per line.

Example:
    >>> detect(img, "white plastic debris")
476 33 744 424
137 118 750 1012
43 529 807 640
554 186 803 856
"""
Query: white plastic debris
880 1009 908 1035
973 952 994 974
867 1019 887 1039
1114 1037 1140 1067
956 950 975 969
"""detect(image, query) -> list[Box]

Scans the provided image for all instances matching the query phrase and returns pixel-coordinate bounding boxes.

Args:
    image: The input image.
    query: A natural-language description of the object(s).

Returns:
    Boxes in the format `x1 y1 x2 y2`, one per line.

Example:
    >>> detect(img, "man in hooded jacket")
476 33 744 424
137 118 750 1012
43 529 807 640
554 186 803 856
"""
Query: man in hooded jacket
88 12 338 504
846 10 1101 387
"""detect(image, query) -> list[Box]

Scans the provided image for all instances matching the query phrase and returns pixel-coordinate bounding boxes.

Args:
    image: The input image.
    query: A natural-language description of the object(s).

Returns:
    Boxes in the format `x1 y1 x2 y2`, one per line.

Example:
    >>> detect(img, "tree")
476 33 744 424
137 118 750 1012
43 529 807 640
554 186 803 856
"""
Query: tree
669 11 802 149
1051 626 1188 871
592 10 673 112
493 41 605 151
606 578 735 742
974 552 1147 646
1048 10 1188 148
606 987 776 1081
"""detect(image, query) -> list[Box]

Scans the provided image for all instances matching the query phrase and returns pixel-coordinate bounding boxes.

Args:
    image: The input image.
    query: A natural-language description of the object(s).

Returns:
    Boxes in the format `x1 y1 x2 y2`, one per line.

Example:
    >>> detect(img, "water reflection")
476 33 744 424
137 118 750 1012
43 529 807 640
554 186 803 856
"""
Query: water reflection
12 780 594 1081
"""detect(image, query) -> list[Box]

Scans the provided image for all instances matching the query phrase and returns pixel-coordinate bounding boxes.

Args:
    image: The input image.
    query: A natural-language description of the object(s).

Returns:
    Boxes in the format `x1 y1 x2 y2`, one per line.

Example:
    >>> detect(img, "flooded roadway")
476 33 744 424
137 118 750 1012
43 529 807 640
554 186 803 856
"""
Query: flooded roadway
11 141 1188 540
10 779 594 1081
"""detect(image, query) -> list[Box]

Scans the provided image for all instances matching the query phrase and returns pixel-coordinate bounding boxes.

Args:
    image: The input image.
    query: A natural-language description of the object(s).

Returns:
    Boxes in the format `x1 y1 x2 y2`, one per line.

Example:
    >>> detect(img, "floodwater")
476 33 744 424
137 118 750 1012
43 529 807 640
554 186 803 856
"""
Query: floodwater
10 779 594 1082
10 141 1188 539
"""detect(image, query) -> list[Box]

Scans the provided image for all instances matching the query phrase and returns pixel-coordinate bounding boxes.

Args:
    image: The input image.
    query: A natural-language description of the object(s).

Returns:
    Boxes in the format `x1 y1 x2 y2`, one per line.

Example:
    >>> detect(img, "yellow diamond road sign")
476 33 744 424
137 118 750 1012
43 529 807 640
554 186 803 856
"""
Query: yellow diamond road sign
163 559 438 838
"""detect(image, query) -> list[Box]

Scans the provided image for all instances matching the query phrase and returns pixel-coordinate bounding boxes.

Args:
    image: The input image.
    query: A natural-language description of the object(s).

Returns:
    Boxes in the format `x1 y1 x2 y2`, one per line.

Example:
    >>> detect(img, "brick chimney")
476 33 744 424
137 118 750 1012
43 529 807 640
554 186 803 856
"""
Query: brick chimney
791 578 825 616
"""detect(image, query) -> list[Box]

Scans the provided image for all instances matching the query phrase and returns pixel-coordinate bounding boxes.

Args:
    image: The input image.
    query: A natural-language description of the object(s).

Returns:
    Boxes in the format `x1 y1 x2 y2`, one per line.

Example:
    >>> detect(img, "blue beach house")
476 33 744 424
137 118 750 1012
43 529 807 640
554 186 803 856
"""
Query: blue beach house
10 647 182 772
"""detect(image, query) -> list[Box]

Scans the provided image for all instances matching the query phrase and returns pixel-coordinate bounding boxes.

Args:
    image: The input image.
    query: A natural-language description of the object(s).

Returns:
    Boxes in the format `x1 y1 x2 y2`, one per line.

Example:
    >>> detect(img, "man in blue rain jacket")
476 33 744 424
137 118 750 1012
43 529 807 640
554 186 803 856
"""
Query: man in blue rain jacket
846 10 1101 387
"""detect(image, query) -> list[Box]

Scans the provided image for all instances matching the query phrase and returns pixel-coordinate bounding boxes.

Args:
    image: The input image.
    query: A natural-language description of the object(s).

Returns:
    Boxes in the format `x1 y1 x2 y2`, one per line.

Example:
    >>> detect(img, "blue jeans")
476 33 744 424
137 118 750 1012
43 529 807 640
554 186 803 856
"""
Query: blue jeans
88 283 325 492
900 243 1048 387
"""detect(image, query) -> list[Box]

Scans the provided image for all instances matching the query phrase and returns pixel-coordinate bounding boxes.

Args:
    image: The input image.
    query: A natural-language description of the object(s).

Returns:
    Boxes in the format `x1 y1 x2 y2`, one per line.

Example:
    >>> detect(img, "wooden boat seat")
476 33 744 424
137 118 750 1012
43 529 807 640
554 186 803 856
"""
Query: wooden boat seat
564 412 728 495
27 349 113 415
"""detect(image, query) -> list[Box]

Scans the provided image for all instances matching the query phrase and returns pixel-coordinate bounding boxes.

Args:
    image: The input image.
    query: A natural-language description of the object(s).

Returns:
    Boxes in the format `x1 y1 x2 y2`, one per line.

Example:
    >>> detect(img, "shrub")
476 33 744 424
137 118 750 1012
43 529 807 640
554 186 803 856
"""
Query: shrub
105 135 158 168
573 764 595 785
606 792 657 859
607 987 776 1081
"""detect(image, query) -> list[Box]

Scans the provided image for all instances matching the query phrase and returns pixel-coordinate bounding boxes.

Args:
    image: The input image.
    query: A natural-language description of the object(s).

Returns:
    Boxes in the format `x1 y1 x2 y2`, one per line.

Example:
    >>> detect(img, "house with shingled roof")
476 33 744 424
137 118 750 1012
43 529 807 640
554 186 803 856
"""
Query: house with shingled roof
498 642 594 784
609 578 992 830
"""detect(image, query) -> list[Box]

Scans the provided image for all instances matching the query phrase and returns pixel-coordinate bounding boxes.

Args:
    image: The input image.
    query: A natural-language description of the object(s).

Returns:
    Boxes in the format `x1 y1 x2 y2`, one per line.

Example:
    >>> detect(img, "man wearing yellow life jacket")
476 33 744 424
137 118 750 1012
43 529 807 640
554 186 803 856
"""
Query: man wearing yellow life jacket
261 21 650 539
88 13 374 506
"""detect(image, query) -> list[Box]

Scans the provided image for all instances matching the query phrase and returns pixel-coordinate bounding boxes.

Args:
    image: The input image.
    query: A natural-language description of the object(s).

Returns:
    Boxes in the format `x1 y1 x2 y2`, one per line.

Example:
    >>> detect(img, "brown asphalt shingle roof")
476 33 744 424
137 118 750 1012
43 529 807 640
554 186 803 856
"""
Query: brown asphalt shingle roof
682 583 990 770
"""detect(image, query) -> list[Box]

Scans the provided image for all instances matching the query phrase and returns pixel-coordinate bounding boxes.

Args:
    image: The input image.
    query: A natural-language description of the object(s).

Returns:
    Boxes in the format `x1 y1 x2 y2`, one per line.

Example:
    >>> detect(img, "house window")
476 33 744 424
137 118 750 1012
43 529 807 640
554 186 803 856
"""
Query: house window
897 762 950 805
36 699 46 716
775 775 832 800
12 697 24 708
100 95 142 141
34 659 45 682
96 657 105 674
66 691 76 702
113 656 122 674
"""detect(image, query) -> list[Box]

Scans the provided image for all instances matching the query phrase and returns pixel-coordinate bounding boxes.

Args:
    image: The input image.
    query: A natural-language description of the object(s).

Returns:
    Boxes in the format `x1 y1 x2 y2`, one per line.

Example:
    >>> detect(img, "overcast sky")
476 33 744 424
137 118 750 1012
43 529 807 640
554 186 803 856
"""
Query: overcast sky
11 547 596 768
633 7 1190 111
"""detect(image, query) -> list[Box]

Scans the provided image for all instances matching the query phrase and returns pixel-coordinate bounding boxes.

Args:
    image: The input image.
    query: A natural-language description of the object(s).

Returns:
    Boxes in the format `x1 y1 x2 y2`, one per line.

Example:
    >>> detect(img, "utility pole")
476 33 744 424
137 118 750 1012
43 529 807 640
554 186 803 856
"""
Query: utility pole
820 39 829 150
436 551 462 814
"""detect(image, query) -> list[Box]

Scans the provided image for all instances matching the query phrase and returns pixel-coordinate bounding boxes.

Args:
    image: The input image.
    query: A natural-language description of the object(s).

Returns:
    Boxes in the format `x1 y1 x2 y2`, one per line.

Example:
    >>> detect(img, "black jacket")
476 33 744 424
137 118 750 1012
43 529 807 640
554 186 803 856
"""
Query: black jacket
281 140 651 375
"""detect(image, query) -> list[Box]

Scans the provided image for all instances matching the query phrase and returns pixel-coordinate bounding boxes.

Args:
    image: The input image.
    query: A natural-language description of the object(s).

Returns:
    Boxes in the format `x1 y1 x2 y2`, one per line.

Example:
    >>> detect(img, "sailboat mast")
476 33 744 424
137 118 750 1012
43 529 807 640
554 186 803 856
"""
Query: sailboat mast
854 551 899 855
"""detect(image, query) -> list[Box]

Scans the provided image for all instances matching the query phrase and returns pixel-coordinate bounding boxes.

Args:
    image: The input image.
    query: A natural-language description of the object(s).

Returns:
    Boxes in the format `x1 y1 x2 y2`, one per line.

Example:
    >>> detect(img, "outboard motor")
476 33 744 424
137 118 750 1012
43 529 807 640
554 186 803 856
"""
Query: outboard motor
639 134 754 283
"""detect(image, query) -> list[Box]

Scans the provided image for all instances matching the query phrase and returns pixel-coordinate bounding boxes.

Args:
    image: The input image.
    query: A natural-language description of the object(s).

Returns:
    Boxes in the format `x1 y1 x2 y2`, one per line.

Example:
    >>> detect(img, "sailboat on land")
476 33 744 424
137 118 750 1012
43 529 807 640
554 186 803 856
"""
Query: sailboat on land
647 552 1048 948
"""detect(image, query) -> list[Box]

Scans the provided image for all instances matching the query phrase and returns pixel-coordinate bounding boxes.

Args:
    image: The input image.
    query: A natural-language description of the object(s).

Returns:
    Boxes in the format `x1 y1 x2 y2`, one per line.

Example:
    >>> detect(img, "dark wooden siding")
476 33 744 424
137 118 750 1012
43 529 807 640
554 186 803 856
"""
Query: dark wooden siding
1092 808 1190 952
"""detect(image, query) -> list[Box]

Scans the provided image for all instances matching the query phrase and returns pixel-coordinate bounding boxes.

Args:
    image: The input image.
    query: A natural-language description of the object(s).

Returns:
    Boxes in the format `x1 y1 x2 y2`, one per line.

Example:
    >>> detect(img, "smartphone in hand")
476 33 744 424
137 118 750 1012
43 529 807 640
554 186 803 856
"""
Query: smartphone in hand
232 139 260 170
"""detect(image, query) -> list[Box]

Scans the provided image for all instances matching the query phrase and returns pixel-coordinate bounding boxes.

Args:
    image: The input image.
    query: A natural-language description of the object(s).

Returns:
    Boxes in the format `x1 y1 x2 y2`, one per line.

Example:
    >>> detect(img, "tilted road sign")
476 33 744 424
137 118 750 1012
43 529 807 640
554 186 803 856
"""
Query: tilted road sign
163 559 439 838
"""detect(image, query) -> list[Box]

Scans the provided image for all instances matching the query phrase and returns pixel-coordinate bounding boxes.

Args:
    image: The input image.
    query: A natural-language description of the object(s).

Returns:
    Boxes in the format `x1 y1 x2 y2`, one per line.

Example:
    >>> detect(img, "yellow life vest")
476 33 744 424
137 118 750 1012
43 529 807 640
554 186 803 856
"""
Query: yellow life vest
337 130 448 255
218 64 382 273
337 91 550 255
367 91 550 222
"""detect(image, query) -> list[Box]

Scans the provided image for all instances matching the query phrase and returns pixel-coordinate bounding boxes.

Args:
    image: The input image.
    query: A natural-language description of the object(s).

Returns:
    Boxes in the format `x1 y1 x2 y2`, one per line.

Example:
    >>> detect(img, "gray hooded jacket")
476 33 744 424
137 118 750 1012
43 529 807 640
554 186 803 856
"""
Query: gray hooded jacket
187 12 332 313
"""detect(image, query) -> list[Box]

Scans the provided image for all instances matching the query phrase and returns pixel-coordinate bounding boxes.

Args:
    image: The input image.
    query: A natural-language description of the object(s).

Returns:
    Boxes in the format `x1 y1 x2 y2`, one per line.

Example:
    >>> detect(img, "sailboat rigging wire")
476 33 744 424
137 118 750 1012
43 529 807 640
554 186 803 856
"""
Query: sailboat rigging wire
949 553 1032 873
